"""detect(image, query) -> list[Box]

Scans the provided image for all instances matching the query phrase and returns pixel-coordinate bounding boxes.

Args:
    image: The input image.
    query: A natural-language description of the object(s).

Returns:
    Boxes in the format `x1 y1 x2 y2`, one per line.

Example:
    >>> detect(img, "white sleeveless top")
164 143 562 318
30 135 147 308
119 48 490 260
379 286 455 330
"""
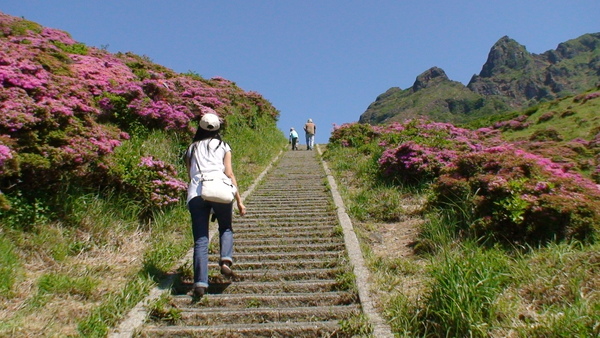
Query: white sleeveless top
185 138 232 204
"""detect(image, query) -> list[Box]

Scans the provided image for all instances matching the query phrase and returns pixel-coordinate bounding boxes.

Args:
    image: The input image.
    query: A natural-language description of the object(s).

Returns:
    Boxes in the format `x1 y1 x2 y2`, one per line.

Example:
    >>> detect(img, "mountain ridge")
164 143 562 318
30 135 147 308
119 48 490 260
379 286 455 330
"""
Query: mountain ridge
360 33 600 125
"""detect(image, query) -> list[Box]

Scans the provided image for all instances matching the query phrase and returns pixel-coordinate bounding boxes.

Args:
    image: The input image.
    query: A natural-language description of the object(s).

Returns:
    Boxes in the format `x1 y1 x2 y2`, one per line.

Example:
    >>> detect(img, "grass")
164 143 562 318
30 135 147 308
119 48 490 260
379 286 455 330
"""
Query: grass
225 113 287 190
333 258 358 293
498 241 600 337
502 90 600 142
0 235 19 294
338 313 373 337
322 142 600 337
469 88 600 180
37 272 98 299
422 243 510 336
77 277 155 337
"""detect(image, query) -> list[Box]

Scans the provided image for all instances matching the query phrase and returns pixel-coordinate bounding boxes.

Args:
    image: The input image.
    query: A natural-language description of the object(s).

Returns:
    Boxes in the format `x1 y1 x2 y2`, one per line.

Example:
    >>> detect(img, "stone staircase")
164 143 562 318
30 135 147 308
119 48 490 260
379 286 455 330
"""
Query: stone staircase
137 149 366 337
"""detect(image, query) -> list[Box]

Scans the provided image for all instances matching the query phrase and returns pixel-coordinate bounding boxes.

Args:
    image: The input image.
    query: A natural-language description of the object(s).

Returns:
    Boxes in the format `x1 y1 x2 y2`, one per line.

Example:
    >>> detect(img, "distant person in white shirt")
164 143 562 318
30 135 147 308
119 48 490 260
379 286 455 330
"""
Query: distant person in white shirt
289 127 299 150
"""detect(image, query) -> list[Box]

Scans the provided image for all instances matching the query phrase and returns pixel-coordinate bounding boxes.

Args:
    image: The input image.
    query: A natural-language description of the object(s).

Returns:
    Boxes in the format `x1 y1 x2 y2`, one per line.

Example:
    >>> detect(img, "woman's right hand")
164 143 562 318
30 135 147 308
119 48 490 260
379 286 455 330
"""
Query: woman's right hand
237 202 246 216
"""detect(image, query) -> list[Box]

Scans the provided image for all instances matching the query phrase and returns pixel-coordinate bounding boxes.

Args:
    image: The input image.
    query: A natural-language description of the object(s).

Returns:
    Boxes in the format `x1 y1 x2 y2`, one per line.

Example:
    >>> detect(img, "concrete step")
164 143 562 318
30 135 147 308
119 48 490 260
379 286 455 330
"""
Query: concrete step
242 201 331 207
140 320 341 337
176 304 361 325
237 214 337 223
169 291 357 308
239 209 335 218
204 279 346 294
207 259 339 271
234 219 338 228
203 267 344 282
209 250 343 262
171 279 348 295
234 227 338 238
233 236 343 247
229 242 345 253
173 279 350 296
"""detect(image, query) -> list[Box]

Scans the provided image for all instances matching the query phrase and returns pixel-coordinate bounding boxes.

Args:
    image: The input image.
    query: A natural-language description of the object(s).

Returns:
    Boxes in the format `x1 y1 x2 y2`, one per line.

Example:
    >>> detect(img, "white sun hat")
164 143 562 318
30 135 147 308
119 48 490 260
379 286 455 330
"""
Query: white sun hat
199 113 221 131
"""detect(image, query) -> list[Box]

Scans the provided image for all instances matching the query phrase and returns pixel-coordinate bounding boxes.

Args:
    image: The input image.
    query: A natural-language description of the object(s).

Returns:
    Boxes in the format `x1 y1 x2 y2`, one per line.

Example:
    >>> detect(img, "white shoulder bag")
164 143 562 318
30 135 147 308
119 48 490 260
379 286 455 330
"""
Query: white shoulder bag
192 143 236 204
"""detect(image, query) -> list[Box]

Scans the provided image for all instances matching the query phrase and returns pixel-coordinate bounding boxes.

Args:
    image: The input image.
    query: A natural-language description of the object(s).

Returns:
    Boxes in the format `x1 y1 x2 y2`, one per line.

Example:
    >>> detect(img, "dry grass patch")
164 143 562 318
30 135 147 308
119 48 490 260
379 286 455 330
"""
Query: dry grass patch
357 218 429 321
365 218 424 259
0 227 150 337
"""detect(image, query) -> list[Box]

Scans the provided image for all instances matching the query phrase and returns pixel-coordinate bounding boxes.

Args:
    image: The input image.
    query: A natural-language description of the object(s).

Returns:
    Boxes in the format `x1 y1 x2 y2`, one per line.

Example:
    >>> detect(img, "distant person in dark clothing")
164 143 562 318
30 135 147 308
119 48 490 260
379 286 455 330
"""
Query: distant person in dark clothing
289 127 299 150
304 119 316 150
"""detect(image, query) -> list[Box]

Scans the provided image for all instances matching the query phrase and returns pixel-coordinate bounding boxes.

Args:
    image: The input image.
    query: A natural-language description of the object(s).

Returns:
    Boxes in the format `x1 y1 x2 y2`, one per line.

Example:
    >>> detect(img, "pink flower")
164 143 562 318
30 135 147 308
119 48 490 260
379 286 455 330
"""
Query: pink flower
0 144 12 168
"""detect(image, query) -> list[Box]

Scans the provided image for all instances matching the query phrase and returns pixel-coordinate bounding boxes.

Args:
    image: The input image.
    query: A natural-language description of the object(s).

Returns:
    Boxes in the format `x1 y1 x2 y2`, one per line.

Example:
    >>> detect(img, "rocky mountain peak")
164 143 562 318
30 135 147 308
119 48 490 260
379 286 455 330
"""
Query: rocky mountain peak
479 36 531 78
412 67 449 92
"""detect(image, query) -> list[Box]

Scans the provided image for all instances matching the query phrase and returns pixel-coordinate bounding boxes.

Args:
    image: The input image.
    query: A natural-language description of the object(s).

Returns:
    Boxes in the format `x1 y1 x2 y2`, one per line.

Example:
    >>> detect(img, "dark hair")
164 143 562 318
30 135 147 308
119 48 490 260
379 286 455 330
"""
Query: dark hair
193 127 220 142
191 126 227 154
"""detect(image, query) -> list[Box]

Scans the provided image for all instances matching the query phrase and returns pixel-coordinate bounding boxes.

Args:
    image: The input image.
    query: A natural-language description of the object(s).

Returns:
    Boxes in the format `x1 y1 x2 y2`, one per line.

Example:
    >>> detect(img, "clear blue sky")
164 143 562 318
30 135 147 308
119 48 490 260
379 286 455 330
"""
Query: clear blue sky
2 1 599 144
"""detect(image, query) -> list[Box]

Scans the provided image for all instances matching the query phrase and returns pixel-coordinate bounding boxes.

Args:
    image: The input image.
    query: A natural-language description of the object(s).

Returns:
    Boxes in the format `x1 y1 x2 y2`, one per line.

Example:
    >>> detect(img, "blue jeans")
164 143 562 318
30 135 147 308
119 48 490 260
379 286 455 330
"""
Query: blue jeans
188 196 234 288
305 133 315 149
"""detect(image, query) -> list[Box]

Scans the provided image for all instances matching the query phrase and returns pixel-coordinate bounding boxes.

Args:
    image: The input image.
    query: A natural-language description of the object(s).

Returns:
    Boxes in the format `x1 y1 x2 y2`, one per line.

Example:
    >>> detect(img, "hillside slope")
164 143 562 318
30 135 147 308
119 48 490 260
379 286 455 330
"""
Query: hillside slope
0 11 280 209
0 11 286 337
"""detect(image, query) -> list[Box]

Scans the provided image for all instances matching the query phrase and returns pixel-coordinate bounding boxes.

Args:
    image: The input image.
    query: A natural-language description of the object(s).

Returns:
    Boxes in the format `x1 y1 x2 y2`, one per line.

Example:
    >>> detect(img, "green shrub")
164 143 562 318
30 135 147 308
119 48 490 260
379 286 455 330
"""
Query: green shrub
0 192 52 230
529 128 563 141
328 123 379 149
52 41 88 55
8 19 43 35
536 111 556 123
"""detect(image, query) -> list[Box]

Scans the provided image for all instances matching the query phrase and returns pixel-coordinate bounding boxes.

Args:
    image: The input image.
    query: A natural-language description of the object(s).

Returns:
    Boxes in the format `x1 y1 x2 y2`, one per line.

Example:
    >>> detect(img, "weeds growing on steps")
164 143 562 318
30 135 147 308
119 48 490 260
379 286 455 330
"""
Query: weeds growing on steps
148 292 182 325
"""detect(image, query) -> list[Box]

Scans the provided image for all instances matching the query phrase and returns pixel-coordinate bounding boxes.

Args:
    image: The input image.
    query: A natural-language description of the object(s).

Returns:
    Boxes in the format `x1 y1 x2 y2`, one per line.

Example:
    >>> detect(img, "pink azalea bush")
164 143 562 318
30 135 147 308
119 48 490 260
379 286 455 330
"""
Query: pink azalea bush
430 146 600 243
0 144 12 175
328 118 600 244
375 120 491 183
493 118 532 131
379 141 457 183
0 12 279 214
574 91 600 103
134 157 188 210
537 111 555 123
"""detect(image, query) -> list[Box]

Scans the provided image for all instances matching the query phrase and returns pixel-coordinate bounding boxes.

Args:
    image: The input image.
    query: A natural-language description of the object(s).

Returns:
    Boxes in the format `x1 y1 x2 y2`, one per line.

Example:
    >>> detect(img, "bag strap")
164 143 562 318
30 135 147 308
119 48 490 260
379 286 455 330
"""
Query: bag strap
190 142 205 178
